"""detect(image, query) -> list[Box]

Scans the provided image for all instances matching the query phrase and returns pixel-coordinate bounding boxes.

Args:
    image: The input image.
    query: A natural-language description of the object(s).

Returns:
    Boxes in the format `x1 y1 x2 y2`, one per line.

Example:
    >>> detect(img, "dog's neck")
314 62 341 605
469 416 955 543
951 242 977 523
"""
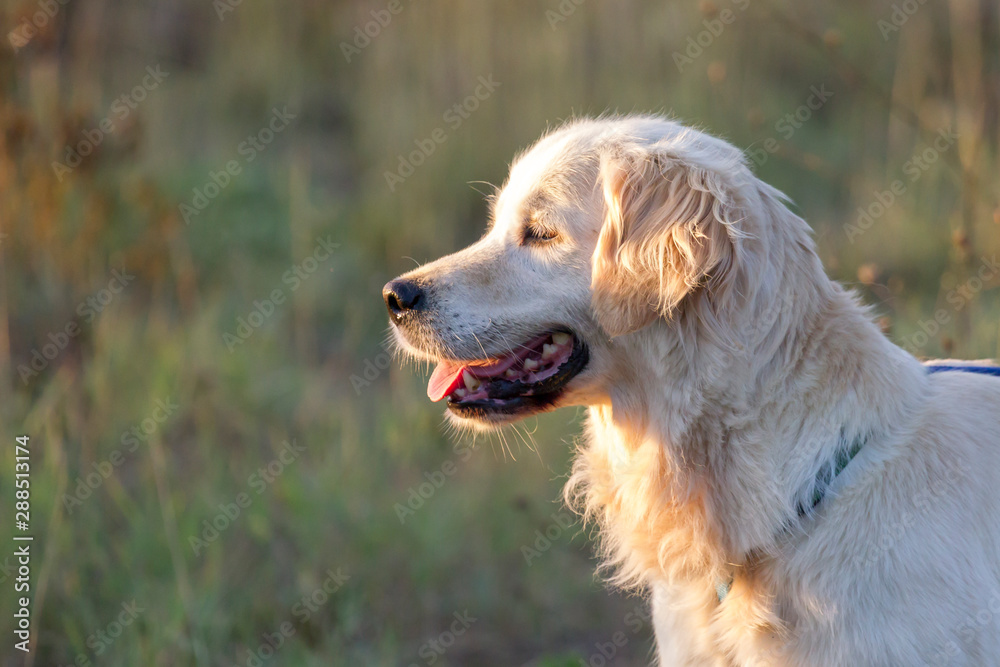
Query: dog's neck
569 205 930 592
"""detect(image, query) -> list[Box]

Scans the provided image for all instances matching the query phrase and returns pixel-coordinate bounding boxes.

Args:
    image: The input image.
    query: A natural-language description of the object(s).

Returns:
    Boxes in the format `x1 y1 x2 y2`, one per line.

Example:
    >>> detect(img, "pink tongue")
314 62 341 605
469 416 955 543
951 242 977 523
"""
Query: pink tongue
428 362 465 402
426 355 520 402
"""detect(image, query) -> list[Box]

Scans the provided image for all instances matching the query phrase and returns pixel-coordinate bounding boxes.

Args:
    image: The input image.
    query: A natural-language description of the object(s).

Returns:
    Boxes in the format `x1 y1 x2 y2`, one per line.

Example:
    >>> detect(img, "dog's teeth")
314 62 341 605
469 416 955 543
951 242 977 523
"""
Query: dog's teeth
542 343 558 360
552 332 571 346
523 358 540 370
453 388 467 398
504 368 519 379
463 370 481 391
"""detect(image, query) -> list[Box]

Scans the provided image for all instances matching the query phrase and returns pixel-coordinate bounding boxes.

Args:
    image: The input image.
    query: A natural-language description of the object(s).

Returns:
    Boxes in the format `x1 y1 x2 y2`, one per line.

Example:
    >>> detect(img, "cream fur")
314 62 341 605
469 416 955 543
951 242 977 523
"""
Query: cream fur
388 116 1000 665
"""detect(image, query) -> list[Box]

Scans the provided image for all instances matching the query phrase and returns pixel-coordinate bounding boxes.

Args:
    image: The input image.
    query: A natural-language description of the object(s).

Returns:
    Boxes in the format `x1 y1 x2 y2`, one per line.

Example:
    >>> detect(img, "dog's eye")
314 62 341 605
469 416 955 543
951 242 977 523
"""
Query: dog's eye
522 223 558 245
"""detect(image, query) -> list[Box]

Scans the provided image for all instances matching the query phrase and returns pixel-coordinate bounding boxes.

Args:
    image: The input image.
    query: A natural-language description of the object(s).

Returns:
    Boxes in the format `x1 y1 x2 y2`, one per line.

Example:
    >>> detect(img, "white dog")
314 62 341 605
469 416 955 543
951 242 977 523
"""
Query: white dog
383 116 1000 666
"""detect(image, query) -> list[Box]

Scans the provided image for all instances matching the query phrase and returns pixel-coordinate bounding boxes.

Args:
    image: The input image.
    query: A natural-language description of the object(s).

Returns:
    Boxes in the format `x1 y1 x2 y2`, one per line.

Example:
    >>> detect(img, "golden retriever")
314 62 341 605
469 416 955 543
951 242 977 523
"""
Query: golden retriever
382 115 1000 665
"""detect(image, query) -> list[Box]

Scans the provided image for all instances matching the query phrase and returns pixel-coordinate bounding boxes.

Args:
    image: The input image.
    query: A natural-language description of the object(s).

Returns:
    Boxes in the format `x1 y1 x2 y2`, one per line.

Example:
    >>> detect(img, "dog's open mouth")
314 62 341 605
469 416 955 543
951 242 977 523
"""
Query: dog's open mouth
426 330 589 419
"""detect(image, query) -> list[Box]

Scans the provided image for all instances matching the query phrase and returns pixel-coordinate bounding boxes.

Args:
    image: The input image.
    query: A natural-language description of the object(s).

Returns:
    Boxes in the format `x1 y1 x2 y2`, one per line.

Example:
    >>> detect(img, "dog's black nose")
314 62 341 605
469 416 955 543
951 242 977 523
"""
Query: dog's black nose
383 279 425 322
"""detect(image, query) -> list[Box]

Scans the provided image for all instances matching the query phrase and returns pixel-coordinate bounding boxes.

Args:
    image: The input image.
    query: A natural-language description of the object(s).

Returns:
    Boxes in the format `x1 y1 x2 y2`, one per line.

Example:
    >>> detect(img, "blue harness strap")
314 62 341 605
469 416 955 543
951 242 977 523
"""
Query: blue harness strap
715 361 1000 602
926 364 1000 377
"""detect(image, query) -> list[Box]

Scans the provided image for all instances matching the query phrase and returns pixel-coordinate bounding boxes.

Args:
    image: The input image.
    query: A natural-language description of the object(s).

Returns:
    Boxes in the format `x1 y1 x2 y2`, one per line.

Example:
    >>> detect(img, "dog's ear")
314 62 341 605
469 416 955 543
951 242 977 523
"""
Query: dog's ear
591 149 741 338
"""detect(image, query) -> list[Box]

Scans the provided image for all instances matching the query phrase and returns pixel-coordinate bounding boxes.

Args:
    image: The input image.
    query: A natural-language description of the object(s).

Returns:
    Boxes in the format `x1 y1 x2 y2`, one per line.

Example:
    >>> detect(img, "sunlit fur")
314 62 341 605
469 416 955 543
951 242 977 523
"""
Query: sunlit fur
389 115 1000 665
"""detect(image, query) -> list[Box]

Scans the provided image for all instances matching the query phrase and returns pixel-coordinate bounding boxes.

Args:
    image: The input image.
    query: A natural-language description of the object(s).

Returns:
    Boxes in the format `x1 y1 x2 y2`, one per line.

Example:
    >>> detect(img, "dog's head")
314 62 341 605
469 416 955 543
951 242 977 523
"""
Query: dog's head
384 116 766 428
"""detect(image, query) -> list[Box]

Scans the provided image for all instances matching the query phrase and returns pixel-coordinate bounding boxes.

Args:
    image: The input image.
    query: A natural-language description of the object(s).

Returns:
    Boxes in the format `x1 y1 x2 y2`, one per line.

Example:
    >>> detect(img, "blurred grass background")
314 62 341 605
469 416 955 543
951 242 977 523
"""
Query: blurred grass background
1 0 998 665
